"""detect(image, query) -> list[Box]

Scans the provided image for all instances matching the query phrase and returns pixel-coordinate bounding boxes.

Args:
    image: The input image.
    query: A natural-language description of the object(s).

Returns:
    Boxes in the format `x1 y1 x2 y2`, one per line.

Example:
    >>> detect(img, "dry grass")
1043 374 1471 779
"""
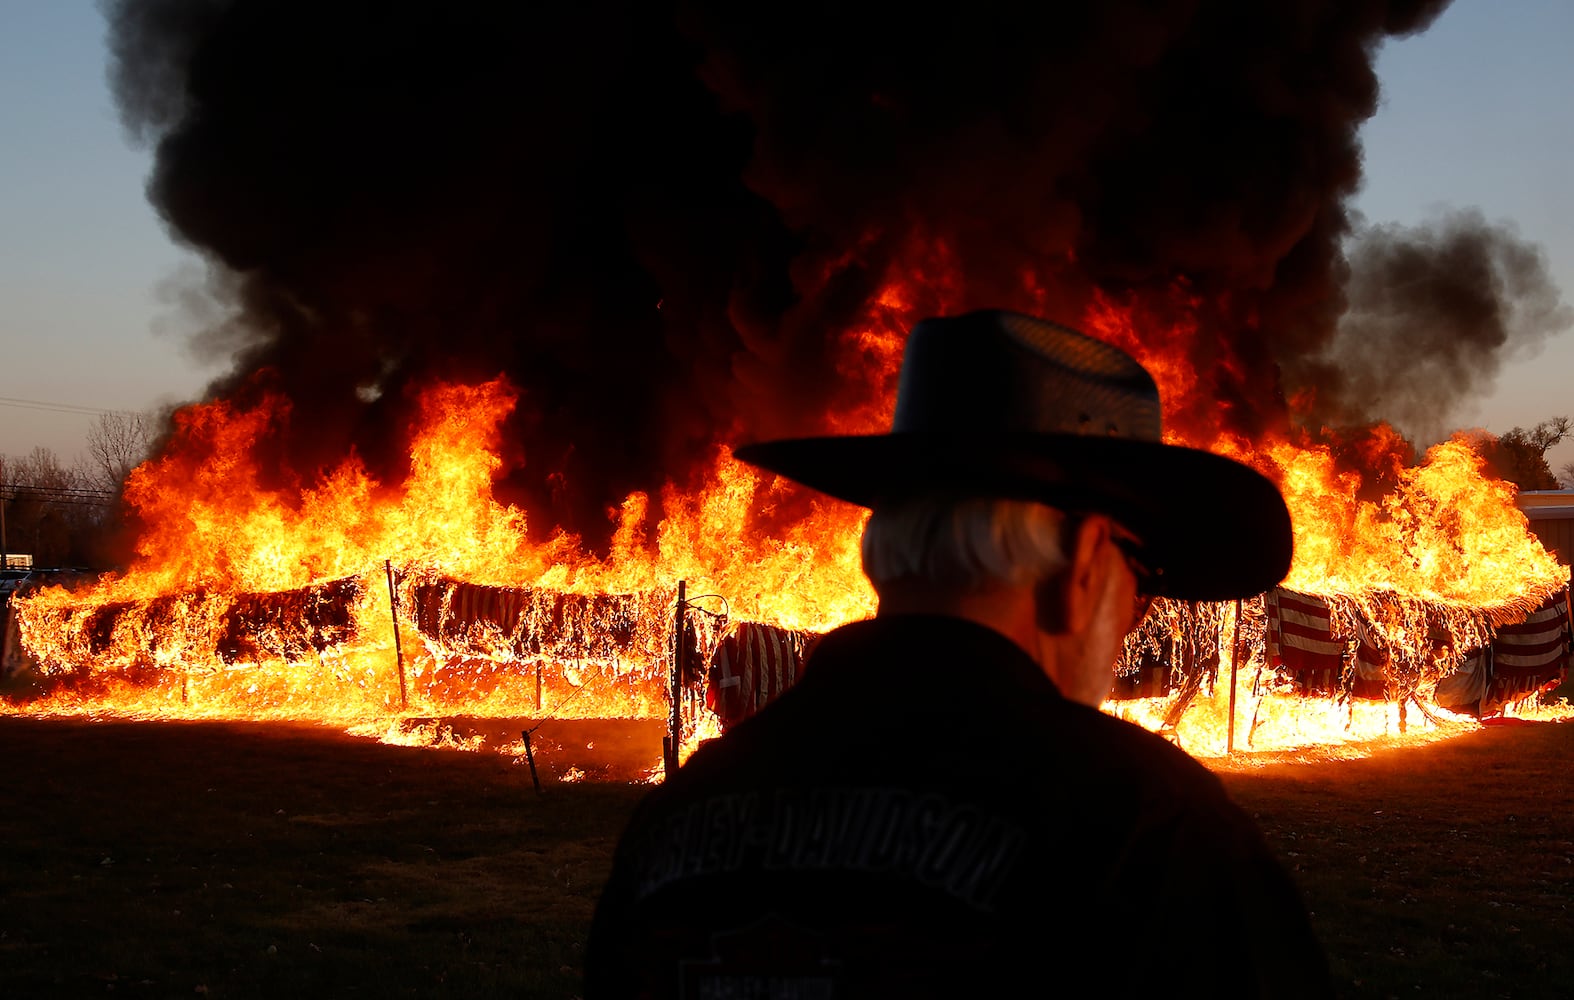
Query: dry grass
0 715 1569 999
1219 719 1574 1000
0 717 655 998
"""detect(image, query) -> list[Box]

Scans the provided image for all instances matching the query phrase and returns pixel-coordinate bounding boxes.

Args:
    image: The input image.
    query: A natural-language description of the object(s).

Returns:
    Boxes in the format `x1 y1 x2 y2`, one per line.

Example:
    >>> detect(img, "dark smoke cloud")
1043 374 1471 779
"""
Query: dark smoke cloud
104 0 1455 545
1298 209 1574 444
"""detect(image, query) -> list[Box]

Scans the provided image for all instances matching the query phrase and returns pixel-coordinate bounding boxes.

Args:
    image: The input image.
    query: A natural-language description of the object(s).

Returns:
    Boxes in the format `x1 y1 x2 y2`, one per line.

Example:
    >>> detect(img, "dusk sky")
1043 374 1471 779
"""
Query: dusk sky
3 0 1574 474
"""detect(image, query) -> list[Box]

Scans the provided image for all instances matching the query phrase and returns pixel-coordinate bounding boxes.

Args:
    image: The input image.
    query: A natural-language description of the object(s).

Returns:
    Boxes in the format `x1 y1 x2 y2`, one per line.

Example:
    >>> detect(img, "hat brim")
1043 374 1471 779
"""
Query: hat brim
734 432 1292 603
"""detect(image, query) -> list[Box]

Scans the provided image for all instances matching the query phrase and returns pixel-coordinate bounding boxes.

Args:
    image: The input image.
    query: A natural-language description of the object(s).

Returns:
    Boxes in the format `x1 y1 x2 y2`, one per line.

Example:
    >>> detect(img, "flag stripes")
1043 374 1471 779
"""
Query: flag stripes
1265 588 1345 696
705 622 815 731
1488 589 1569 706
1264 587 1391 698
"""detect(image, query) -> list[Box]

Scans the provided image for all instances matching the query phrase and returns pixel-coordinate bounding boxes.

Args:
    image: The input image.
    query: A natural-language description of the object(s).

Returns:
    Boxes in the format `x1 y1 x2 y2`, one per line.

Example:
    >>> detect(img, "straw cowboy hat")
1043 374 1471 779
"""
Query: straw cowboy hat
733 309 1293 602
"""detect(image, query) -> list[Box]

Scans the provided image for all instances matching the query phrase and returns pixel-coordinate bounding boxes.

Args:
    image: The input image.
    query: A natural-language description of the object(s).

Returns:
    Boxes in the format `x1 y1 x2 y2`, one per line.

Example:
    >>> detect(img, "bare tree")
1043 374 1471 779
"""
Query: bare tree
1559 461 1574 491
85 410 156 495
1479 417 1572 491
7 447 87 492
1 448 110 568
1523 416 1572 454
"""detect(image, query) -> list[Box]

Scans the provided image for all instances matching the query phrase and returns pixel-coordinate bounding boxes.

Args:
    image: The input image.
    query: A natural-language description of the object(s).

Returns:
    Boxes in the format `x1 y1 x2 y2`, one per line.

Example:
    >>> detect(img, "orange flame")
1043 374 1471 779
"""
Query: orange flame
5 282 1569 759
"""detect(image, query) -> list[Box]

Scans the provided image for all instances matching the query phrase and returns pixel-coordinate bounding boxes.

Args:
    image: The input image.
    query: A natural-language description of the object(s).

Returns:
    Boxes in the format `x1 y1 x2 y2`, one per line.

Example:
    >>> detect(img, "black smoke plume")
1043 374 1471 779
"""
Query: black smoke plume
104 0 1463 545
1298 208 1573 444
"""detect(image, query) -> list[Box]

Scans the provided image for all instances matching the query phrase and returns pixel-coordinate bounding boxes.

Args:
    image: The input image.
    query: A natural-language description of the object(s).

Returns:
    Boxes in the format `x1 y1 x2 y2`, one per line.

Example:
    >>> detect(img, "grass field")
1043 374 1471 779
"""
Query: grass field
0 714 1570 999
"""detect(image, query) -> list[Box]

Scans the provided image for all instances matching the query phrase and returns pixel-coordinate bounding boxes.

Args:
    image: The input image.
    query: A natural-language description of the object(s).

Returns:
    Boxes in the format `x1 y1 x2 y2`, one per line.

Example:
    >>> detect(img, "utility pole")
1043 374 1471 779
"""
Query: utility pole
1 456 8 572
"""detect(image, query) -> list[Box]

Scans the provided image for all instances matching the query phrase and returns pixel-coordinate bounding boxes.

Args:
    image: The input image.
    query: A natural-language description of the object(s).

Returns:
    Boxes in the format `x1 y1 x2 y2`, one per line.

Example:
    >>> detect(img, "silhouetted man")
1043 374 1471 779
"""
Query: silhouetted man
586 310 1332 998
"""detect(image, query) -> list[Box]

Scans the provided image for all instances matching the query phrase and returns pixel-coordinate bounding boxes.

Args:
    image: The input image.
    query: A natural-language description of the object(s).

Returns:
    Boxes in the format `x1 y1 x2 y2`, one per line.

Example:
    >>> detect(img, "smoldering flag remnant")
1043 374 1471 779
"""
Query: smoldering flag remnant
11 576 362 676
407 575 678 666
104 0 1485 549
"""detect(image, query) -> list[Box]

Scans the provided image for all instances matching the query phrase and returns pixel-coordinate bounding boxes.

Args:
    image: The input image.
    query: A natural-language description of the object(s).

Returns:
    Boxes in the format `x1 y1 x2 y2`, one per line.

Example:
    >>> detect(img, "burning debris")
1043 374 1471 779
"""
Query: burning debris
4 2 1570 755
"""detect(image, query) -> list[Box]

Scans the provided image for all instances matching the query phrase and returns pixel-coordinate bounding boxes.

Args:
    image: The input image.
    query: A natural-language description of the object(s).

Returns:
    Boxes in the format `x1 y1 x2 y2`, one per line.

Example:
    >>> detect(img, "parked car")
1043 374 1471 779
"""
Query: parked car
0 570 32 597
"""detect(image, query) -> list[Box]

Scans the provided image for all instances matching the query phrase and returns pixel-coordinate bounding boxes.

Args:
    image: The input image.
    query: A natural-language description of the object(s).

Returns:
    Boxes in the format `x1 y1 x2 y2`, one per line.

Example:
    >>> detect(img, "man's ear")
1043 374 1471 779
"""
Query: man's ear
1035 515 1106 636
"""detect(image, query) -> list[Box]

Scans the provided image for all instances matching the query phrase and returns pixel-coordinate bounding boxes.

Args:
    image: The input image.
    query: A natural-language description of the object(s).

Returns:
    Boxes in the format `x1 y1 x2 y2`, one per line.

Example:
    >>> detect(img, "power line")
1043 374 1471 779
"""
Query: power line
0 396 141 417
0 483 118 510
0 495 114 509
2 484 117 499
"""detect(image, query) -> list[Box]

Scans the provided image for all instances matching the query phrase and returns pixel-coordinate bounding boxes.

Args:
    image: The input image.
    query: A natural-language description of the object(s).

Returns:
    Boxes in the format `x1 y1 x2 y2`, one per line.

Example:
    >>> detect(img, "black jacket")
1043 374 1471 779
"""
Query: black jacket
586 614 1333 998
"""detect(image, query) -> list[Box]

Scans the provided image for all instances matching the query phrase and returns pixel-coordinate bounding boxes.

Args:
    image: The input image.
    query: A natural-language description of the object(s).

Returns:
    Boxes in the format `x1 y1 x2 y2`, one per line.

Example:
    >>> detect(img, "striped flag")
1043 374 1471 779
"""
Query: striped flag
1264 588 1346 696
1487 589 1569 708
1264 587 1391 698
704 622 816 732
412 580 521 641
1349 616 1390 700
447 582 527 635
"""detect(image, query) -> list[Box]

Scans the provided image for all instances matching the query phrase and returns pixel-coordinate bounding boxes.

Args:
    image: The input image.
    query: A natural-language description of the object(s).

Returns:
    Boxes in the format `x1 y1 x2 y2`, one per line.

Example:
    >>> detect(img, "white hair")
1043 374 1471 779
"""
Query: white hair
860 496 1070 594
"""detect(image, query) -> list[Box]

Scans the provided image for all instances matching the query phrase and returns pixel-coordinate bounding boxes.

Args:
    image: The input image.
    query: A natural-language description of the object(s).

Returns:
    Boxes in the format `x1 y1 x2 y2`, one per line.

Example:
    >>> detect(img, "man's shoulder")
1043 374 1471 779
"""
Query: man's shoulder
1011 702 1242 819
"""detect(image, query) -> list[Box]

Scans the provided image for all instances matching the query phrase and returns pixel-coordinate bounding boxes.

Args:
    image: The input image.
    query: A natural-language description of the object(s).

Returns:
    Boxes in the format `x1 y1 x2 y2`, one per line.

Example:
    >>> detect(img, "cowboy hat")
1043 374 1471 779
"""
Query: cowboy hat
732 309 1293 602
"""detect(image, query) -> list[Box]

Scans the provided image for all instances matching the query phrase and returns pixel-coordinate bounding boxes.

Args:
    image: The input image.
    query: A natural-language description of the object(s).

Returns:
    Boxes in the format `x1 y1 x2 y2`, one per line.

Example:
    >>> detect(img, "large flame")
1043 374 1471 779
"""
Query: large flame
5 377 875 725
4 283 1568 759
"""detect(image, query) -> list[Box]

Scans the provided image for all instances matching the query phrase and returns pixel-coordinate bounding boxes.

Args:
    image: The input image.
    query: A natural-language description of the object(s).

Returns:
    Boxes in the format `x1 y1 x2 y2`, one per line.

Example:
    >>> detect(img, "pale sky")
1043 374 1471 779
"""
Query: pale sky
2 0 1573 473
1356 0 1574 473
0 1 215 463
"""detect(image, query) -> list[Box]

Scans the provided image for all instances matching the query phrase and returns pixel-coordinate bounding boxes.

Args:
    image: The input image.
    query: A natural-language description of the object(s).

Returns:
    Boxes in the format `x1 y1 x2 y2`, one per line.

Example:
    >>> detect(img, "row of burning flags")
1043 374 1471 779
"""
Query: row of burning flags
0 374 1570 756
2 561 1567 757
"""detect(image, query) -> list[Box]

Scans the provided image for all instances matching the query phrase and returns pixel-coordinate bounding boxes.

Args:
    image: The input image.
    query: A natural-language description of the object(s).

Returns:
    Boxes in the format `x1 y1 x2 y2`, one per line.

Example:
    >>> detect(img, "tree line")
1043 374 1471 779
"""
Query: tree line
1474 416 1574 492
1 412 155 571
